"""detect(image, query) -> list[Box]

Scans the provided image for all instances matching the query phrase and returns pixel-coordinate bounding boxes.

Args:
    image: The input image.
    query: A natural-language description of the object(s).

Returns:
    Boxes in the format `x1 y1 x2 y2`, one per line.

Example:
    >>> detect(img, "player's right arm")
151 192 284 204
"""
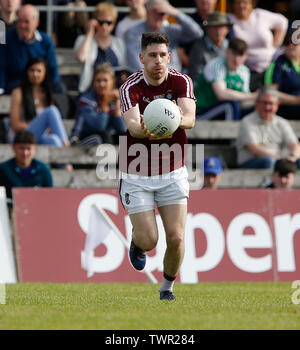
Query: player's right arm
123 105 157 139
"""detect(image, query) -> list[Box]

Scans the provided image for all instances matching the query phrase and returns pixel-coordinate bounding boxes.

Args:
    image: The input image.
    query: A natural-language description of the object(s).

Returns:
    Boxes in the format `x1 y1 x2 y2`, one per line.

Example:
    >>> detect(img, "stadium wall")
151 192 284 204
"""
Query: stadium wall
0 187 17 283
12 188 300 283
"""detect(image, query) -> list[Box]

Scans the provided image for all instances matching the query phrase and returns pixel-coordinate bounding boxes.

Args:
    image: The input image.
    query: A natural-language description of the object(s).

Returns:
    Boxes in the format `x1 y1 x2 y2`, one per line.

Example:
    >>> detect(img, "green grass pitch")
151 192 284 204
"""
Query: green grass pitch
0 282 300 330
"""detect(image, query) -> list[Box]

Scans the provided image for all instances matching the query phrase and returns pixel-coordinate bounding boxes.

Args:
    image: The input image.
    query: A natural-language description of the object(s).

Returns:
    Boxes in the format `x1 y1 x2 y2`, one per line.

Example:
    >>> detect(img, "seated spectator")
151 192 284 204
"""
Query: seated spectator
188 11 232 83
115 0 146 41
0 4 65 95
9 57 70 149
203 156 224 189
236 86 300 169
56 0 89 48
264 29 300 120
74 2 127 93
190 0 233 37
70 62 126 146
190 0 217 30
0 0 21 30
265 158 297 189
0 130 53 206
124 0 203 72
228 0 288 91
194 38 257 121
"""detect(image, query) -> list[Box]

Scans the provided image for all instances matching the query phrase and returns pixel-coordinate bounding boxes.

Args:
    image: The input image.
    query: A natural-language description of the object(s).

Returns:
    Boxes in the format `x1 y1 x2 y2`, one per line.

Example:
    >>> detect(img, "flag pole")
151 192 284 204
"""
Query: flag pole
94 204 158 284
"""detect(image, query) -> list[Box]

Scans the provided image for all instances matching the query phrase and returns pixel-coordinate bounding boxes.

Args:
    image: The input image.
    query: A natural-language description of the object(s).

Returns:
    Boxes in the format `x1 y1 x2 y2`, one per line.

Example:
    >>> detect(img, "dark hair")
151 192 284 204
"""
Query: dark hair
283 29 300 46
141 32 169 51
13 130 36 145
274 158 297 176
228 37 248 55
21 57 54 122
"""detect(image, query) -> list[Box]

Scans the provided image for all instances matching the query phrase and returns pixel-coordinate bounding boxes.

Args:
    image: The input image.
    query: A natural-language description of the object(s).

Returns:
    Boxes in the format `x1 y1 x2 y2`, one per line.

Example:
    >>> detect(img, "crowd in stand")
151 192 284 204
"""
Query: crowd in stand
0 0 300 194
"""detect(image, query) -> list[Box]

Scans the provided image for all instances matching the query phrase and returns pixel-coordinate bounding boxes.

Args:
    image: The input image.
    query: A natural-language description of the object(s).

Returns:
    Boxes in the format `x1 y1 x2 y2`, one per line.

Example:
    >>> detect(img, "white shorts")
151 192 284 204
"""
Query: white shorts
119 166 189 214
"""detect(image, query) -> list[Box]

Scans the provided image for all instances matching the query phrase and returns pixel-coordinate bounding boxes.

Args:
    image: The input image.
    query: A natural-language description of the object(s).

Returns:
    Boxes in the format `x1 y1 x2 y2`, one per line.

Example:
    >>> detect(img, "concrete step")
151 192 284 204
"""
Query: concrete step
51 168 300 189
1 93 300 140
0 144 236 166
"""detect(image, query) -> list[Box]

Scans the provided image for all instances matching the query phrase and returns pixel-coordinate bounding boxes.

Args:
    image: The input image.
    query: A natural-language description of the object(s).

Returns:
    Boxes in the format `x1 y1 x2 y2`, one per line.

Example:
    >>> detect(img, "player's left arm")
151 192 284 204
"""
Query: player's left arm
177 97 196 129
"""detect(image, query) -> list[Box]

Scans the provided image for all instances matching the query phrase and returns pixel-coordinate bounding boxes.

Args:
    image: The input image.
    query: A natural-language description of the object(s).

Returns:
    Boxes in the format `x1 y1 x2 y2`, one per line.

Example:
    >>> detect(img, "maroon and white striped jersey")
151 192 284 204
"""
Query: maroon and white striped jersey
119 68 196 176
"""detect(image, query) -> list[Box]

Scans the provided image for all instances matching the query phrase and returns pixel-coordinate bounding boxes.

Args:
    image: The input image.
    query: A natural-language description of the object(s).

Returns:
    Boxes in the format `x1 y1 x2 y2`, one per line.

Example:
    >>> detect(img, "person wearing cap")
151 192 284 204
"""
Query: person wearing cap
188 11 232 83
194 37 257 121
265 158 297 189
203 156 223 189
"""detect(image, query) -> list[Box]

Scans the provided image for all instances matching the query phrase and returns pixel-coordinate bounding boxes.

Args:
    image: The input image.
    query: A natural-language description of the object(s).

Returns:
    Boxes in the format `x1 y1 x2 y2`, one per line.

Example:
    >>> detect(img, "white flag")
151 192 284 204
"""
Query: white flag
81 203 158 283
83 204 113 277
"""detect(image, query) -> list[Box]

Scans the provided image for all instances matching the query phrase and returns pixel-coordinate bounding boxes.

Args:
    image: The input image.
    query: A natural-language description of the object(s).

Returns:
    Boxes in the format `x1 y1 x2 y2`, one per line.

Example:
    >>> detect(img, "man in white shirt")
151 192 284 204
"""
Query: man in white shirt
236 86 300 169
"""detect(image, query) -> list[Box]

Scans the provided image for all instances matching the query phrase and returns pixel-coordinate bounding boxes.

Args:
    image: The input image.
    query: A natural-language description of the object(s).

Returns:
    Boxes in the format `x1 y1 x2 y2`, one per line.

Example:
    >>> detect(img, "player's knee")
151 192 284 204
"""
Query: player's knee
134 229 158 251
166 234 184 250
142 235 158 251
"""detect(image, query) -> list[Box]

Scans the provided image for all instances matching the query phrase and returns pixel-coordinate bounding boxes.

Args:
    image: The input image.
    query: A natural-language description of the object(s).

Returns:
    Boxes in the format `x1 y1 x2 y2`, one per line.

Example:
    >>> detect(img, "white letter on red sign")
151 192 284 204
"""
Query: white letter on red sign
274 213 300 272
180 213 225 283
227 213 272 273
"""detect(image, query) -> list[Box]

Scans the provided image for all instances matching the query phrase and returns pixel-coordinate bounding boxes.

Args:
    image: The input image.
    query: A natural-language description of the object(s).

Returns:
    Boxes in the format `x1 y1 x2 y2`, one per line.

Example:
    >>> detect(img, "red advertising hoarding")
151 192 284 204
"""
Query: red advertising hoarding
13 188 300 283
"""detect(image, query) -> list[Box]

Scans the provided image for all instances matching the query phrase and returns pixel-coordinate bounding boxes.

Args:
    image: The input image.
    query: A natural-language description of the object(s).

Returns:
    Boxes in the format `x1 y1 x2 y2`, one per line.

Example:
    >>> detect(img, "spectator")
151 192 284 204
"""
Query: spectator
56 0 89 48
190 0 217 30
74 2 127 93
228 0 288 91
70 62 126 146
115 0 147 41
236 86 300 169
265 158 297 189
203 156 223 189
0 130 53 205
0 4 65 95
188 11 232 83
124 0 203 72
0 0 21 30
9 57 70 149
194 37 257 121
264 29 300 120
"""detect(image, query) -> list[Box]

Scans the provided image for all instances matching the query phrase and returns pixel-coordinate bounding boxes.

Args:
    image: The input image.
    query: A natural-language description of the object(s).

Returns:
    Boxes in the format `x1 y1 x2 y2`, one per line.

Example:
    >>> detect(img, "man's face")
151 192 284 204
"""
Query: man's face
139 43 170 83
255 93 279 123
195 0 217 15
206 25 229 47
285 41 300 61
272 172 295 189
127 0 146 10
226 48 247 71
13 143 35 168
17 7 39 41
203 173 222 189
0 0 21 14
146 6 168 32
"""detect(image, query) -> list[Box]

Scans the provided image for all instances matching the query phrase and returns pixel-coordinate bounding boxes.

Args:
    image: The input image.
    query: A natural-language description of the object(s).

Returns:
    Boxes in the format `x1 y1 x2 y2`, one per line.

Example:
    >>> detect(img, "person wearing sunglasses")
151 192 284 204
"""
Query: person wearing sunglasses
74 2 127 93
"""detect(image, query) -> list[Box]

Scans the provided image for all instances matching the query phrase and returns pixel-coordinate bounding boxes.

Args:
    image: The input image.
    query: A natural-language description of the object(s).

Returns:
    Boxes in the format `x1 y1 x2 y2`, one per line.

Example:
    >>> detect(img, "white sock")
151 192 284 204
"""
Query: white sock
159 276 175 292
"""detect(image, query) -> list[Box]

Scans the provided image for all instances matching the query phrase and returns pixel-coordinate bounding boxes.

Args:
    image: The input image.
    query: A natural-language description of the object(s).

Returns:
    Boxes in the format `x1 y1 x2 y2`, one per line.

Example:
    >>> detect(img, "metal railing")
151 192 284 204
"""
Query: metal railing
36 1 196 37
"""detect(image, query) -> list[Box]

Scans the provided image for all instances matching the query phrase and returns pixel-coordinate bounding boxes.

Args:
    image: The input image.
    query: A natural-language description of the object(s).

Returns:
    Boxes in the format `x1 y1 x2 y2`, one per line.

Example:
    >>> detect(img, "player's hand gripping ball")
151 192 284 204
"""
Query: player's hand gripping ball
143 98 181 137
